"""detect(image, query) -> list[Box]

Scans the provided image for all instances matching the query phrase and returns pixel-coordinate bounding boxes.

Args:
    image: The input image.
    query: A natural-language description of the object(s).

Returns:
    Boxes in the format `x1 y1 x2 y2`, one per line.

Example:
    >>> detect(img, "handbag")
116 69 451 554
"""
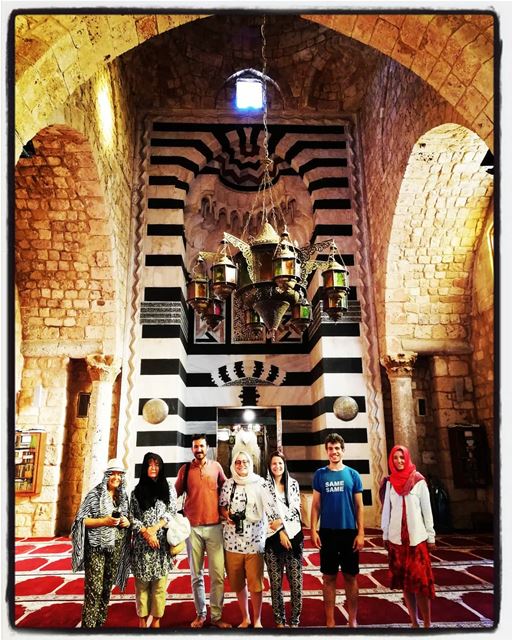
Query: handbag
166 512 191 556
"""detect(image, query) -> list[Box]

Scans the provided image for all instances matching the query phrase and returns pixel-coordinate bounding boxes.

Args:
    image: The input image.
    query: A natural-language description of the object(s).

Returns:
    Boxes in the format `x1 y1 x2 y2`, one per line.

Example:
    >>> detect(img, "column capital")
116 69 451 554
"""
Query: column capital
86 354 121 383
381 352 417 378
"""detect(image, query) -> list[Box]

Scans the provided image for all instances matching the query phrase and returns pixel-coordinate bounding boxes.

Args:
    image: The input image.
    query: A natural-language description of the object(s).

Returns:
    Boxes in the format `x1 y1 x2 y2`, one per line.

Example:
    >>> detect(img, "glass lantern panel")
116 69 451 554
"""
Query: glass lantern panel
274 258 297 276
323 269 347 288
188 280 208 299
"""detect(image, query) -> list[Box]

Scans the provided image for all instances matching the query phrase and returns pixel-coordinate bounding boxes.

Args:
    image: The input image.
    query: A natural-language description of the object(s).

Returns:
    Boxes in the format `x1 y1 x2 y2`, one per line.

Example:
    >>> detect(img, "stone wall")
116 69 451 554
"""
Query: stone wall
118 15 380 112
15 13 494 157
412 356 438 477
470 208 494 456
308 13 494 147
358 57 467 354
54 358 92 535
109 373 123 460
15 356 69 537
62 59 139 352
14 57 136 535
384 124 491 357
14 13 203 155
15 126 117 356
429 354 489 527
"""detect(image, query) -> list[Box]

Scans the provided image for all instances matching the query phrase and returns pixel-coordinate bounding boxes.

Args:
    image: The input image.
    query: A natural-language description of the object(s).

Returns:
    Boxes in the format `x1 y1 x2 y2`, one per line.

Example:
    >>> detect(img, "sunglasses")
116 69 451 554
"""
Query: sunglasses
235 460 249 466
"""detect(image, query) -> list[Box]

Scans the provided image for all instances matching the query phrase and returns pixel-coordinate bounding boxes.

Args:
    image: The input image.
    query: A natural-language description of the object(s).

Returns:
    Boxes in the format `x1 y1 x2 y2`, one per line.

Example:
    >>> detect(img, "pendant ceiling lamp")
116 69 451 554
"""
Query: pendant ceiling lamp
186 16 350 340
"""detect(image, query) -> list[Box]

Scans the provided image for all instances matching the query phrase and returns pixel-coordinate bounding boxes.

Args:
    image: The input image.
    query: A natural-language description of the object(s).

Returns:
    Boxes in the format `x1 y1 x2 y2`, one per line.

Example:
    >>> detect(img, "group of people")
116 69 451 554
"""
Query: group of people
71 433 436 629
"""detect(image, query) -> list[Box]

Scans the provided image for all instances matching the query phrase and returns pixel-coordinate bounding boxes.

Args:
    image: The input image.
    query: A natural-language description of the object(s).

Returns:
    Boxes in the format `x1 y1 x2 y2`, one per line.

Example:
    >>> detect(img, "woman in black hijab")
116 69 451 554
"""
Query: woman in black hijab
130 452 178 628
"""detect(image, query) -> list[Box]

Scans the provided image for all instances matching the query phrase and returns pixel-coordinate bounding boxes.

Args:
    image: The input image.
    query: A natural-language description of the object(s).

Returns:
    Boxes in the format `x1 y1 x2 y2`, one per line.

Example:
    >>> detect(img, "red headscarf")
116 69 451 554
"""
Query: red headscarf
388 445 425 496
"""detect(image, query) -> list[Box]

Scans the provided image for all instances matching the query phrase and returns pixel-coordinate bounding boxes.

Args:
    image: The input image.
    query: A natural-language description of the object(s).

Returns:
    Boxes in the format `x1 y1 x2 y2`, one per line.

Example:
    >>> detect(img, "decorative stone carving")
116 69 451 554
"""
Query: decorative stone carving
381 352 417 378
86 354 121 382
184 163 313 264
333 396 359 421
142 398 169 424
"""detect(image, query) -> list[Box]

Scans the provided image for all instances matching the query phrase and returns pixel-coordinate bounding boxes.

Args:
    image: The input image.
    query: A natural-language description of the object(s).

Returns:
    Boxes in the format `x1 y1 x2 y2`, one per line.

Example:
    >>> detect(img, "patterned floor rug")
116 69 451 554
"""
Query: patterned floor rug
11 528 495 630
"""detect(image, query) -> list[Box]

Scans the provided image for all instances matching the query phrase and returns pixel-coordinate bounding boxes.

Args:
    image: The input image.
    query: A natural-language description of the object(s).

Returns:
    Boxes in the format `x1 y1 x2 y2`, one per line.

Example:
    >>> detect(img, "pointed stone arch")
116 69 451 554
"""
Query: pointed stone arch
14 124 118 358
383 123 492 356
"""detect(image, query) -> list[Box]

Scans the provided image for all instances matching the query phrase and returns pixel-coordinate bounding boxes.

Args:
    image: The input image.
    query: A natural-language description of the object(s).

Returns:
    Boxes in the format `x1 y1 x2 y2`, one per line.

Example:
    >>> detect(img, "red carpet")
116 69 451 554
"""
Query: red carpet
17 603 82 628
356 596 411 625
431 548 482 562
15 576 64 596
466 565 493 582
15 558 47 571
431 597 481 622
12 530 495 629
44 557 73 571
461 592 494 620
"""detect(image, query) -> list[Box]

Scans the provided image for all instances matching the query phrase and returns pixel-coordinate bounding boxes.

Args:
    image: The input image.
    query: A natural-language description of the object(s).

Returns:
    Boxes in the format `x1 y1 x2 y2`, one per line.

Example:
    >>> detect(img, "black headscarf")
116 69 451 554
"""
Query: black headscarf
133 452 170 512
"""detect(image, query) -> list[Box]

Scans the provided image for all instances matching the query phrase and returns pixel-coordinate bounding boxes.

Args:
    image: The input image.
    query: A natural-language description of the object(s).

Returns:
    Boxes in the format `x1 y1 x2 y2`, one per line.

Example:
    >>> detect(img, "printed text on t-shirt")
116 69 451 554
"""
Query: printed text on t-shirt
325 480 345 492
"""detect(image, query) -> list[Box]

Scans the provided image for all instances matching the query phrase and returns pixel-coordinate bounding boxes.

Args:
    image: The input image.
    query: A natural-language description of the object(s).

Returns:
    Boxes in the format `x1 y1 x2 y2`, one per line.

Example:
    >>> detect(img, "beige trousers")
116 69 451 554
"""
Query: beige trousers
135 576 168 618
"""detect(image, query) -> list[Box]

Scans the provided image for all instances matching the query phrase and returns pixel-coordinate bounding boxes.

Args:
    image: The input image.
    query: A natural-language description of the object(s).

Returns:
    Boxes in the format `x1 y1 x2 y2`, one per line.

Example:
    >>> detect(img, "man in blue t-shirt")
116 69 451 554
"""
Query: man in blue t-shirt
310 433 365 628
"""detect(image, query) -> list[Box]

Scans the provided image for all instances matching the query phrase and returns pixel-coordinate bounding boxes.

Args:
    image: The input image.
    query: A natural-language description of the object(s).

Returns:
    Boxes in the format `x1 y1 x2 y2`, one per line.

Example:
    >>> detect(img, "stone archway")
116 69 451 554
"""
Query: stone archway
383 123 492 357
14 123 119 535
15 124 118 357
14 12 494 156
380 123 493 525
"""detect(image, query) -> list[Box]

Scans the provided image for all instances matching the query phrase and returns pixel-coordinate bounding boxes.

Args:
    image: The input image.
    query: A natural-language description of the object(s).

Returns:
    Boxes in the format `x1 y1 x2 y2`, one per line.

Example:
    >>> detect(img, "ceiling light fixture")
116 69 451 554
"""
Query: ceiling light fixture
186 16 350 340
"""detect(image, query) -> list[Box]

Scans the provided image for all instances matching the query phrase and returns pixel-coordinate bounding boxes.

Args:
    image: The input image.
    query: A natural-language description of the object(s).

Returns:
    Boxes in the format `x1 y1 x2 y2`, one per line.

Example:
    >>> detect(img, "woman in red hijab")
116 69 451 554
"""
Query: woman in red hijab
381 445 436 628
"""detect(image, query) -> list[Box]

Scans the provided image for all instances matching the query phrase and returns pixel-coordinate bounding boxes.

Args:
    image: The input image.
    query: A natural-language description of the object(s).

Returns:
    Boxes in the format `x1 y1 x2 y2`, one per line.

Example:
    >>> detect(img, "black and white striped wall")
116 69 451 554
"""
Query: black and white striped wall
121 116 385 522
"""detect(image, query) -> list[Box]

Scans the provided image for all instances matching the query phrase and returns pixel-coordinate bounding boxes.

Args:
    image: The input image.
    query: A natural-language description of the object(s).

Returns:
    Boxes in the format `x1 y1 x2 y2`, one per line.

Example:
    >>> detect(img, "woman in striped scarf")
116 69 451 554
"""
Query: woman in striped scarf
71 458 131 628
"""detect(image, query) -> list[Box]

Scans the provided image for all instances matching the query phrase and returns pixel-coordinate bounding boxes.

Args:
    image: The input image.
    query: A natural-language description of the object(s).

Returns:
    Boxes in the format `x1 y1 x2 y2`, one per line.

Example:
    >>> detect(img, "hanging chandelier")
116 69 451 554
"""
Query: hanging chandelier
186 16 350 341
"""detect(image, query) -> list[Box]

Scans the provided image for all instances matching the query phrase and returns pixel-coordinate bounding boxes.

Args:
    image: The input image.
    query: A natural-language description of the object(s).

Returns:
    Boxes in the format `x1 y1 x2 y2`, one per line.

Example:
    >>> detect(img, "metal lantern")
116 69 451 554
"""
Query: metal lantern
202 298 224 331
272 230 300 289
185 17 351 337
186 257 210 314
244 308 265 333
290 296 312 334
321 245 350 321
322 258 349 291
322 288 349 321
210 239 238 299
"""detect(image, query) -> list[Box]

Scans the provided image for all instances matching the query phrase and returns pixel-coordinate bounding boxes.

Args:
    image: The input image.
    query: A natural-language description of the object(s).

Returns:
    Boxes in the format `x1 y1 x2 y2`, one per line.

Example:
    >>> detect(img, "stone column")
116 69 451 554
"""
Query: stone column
83 355 121 494
381 352 419 464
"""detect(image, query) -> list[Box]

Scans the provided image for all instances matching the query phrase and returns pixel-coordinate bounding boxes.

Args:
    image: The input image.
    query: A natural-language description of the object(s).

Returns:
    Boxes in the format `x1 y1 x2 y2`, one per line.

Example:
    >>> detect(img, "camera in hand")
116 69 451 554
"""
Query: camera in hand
112 510 121 527
230 511 246 534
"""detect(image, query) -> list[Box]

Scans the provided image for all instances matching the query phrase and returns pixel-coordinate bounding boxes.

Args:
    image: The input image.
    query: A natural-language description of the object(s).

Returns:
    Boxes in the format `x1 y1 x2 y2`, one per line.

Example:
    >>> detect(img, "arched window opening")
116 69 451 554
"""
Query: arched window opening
220 68 283 112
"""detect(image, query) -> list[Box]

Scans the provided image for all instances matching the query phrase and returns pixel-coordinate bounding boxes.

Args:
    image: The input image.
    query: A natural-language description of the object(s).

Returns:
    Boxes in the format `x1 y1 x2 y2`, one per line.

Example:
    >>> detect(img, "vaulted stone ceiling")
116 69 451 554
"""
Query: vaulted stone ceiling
118 14 382 112
14 12 494 156
117 14 384 197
